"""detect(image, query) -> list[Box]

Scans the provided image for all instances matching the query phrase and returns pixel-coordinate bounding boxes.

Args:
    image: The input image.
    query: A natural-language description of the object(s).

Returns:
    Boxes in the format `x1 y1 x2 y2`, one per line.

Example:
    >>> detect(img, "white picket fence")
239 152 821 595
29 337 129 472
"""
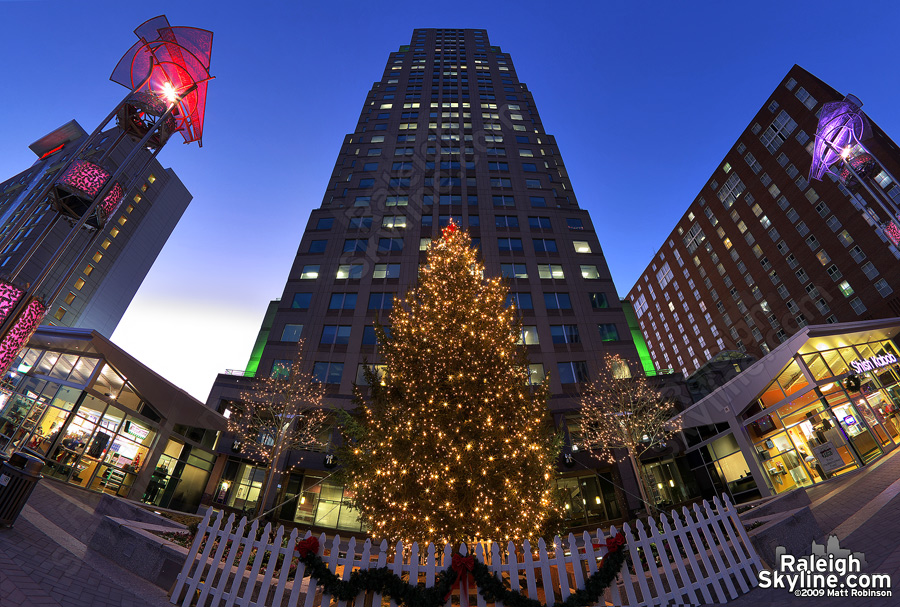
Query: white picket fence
170 494 762 607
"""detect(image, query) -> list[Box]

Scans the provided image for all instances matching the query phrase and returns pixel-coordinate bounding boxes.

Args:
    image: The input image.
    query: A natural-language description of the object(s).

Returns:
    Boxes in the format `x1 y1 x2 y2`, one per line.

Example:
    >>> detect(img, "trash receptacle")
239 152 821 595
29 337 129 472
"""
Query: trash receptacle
0 451 43 527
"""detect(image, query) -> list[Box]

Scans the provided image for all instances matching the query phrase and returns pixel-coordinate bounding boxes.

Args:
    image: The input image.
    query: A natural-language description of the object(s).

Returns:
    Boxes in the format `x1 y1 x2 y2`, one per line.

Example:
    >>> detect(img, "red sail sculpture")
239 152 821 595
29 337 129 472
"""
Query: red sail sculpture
110 15 214 146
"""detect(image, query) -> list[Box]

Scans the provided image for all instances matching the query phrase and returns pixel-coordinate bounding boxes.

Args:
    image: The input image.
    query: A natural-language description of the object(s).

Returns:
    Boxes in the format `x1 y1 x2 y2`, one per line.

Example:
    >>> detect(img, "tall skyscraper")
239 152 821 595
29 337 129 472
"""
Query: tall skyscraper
205 29 647 531
627 66 900 376
0 120 192 337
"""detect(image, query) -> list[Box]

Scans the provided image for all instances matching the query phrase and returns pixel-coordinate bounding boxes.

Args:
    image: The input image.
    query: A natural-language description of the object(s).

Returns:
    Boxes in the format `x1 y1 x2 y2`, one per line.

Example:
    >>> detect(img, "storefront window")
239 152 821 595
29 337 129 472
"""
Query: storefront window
556 473 621 525
775 360 809 399
294 475 365 532
642 457 702 507
801 353 835 382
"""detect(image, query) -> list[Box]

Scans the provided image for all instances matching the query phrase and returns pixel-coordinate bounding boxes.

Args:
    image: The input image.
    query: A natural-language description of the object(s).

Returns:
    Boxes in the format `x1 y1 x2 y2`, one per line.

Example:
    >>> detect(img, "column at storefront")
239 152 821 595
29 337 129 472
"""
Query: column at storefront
729 416 772 499
131 416 175 499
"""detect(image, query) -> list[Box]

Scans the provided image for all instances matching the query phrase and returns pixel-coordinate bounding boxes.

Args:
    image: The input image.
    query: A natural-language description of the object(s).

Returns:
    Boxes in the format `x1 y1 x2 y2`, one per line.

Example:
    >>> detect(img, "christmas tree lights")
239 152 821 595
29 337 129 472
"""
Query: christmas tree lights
340 223 560 544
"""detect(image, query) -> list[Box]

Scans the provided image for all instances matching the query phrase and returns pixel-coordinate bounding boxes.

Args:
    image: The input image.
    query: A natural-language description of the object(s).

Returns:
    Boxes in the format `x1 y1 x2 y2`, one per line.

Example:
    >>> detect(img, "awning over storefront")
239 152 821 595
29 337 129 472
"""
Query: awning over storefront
674 318 900 429
25 326 226 431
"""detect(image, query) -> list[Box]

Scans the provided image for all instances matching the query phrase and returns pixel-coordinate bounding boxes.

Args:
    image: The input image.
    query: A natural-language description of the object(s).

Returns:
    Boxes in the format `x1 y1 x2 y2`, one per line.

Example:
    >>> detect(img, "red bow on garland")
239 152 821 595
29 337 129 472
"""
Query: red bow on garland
296 536 320 558
444 553 475 607
605 532 626 553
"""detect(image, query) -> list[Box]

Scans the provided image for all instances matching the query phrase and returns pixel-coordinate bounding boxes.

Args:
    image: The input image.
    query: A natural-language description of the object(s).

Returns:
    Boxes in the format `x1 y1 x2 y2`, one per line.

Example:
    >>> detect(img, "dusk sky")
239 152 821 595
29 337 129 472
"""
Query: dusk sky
2 0 900 400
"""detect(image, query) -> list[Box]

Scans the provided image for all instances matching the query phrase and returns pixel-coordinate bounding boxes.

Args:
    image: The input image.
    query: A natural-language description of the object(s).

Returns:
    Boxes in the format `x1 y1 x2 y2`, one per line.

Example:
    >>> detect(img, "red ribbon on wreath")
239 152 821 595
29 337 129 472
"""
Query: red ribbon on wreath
605 532 626 553
444 553 475 607
296 536 320 558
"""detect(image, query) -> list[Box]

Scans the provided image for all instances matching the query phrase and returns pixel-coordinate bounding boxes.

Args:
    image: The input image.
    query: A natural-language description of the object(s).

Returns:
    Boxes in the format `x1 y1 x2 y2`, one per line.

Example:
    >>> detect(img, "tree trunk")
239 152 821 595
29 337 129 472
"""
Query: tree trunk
628 450 654 516
256 434 285 518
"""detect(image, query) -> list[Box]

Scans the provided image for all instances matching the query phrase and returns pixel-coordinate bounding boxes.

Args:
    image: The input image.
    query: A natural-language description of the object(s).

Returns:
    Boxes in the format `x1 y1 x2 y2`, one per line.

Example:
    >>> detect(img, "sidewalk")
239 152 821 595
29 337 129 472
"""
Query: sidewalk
726 445 900 606
0 480 172 607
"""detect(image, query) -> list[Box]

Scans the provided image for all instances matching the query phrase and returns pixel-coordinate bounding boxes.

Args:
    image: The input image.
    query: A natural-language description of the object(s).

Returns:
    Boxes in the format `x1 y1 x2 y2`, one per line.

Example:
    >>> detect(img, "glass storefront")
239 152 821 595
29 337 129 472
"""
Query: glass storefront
144 438 217 512
0 341 221 510
740 337 900 495
293 474 365 532
557 472 622 525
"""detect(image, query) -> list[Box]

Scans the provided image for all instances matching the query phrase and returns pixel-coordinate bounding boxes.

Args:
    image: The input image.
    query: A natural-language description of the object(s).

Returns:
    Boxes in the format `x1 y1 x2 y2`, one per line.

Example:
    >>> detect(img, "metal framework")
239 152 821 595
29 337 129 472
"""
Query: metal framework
0 15 213 376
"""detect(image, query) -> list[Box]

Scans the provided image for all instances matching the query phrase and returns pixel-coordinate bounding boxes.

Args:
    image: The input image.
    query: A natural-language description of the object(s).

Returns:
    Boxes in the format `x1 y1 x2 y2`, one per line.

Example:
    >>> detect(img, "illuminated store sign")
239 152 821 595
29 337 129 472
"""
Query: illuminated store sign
849 353 898 373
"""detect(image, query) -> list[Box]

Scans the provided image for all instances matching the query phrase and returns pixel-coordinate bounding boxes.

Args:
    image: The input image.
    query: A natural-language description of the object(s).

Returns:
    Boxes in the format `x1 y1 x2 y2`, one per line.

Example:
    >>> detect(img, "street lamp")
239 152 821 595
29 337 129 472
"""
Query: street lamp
810 97 900 245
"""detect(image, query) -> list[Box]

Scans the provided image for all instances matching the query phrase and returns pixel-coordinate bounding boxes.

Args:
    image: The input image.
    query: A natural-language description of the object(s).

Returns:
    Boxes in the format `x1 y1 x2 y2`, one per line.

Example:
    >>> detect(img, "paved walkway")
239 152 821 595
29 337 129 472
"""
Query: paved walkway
0 480 171 607
726 445 900 606
5 447 900 606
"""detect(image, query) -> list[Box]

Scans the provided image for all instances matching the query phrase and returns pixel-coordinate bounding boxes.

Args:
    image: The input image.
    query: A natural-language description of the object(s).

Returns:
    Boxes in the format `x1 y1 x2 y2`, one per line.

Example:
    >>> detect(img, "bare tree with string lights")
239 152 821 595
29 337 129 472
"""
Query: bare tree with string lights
229 339 328 517
579 353 682 515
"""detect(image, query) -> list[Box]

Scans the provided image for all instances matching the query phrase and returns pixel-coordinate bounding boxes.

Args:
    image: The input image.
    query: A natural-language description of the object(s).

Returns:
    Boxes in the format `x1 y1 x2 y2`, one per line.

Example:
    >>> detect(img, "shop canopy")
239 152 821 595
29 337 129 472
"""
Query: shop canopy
673 318 900 429
24 326 226 431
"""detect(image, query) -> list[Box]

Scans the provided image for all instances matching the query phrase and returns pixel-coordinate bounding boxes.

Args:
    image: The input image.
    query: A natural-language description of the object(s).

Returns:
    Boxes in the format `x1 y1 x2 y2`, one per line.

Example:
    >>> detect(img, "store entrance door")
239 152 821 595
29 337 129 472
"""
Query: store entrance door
833 402 882 464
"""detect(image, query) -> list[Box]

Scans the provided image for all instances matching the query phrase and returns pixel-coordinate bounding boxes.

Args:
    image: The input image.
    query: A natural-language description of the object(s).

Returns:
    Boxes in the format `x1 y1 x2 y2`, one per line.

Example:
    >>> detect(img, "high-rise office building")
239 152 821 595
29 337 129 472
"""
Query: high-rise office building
204 29 649 531
627 65 900 376
0 120 192 337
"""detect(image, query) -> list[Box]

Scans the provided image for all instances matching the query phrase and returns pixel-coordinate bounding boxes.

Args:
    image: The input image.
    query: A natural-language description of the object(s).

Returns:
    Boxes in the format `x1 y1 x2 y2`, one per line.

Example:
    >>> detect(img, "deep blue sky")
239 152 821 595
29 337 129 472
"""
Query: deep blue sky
2 0 900 399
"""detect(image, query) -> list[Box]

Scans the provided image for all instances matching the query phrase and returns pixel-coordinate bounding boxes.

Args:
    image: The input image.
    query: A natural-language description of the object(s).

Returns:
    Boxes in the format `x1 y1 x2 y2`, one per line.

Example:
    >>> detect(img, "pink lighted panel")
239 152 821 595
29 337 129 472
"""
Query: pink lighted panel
884 222 900 246
0 282 25 326
99 182 125 221
57 160 111 199
0 298 47 376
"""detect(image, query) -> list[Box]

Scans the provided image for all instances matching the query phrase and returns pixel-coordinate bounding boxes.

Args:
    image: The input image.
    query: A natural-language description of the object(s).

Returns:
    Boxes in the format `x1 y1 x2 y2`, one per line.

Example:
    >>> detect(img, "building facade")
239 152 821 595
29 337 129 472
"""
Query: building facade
627 66 900 376
678 318 900 502
204 29 651 531
0 327 225 512
0 120 192 337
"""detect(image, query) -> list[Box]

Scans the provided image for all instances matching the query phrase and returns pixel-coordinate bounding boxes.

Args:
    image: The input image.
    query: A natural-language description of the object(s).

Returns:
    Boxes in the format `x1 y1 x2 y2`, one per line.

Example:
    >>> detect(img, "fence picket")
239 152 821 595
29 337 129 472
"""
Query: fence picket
692 502 736 601
237 522 271 606
224 519 259 607
473 544 486 607
442 543 453 607
302 533 326 607
623 523 654 605
535 538 555 605
252 524 284 607
657 513 698 606
566 533 584 595
719 494 763 586
213 516 248 607
172 508 213 604
669 512 712 604
521 539 538 602
636 519 668 603
550 536 569 602
389 540 404 607
183 510 225 607
490 542 505 607
372 540 389 607
286 531 309 607
319 535 343 607
506 540 520 596
198 513 236 607
682 506 725 602
170 496 764 607
608 525 639 607
272 527 299 607
703 498 748 594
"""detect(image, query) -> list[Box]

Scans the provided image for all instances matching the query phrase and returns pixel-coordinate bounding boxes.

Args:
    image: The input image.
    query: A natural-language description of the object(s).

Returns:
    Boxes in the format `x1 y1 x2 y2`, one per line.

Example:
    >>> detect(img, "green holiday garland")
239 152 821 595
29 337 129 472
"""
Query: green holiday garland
293 534 627 607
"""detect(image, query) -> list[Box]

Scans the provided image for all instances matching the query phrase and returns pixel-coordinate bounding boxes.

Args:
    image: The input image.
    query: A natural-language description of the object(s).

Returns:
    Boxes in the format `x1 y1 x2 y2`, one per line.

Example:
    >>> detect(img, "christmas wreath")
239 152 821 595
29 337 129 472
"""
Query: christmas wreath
293 533 627 607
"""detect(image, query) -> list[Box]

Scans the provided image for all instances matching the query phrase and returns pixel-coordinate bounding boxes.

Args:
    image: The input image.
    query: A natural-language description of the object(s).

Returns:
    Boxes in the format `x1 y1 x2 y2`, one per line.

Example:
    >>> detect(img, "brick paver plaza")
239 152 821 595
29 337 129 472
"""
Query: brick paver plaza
4 449 900 606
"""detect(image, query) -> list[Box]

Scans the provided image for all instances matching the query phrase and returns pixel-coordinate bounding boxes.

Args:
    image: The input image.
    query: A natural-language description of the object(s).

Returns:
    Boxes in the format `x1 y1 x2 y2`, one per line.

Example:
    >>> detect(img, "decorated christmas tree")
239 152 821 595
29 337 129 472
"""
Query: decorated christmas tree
340 223 560 544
